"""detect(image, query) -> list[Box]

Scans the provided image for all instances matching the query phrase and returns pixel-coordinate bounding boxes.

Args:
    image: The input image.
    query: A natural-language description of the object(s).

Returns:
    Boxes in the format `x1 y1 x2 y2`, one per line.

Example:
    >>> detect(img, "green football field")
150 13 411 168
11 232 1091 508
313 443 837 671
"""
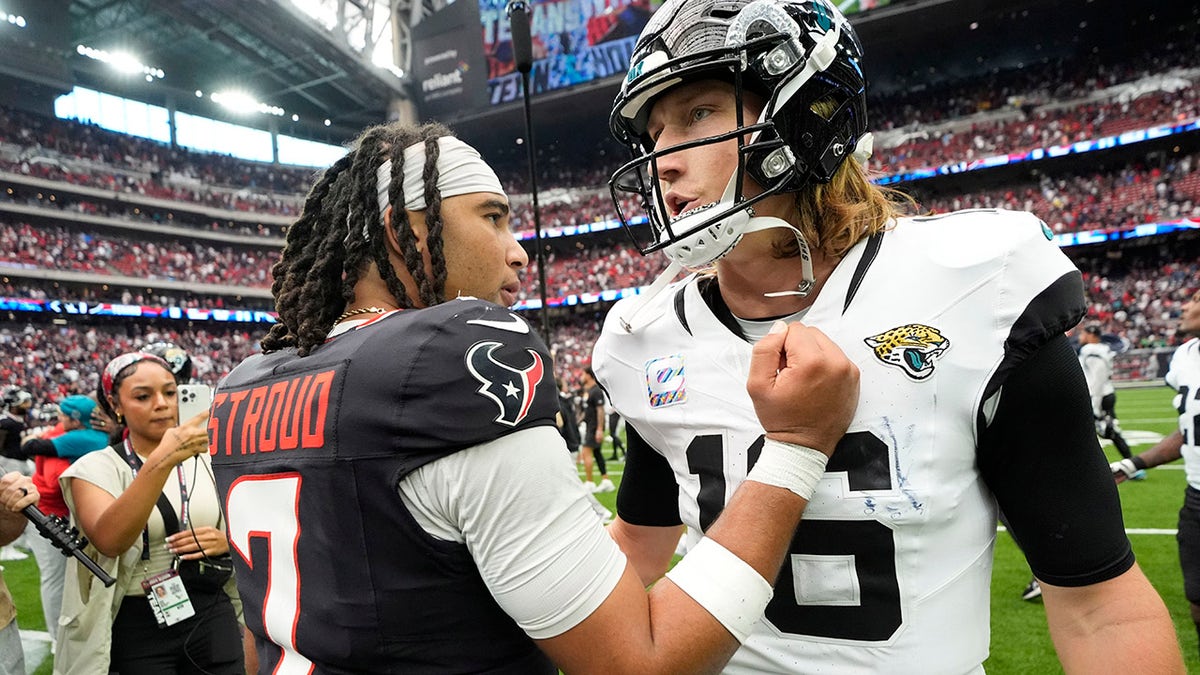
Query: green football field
5 385 1190 673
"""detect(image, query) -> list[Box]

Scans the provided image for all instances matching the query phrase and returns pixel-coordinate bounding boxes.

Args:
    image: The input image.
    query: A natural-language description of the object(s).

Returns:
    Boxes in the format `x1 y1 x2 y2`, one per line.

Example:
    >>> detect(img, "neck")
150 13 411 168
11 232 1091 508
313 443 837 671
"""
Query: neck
715 245 839 319
127 432 161 459
356 262 417 310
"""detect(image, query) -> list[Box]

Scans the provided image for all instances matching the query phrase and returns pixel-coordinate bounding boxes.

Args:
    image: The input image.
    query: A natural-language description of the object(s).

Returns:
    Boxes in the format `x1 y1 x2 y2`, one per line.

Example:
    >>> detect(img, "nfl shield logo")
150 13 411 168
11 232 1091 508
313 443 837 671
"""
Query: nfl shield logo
645 355 686 408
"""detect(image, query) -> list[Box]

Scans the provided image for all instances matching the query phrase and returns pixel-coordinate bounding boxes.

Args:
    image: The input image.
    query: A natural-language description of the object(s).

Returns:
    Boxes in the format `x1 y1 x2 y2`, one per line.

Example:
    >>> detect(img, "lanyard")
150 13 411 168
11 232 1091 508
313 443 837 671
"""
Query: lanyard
120 438 190 561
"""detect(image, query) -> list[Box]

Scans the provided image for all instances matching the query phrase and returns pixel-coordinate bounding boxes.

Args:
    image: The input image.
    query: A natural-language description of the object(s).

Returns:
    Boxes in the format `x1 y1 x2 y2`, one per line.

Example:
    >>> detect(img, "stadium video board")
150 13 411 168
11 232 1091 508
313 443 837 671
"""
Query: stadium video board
480 0 658 105
416 0 896 118
478 0 894 106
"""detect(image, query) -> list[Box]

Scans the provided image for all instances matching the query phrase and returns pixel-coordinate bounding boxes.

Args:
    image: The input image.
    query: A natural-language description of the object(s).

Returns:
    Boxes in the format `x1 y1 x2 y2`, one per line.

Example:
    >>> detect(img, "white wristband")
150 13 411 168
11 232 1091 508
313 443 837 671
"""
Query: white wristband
664 537 772 643
745 438 829 500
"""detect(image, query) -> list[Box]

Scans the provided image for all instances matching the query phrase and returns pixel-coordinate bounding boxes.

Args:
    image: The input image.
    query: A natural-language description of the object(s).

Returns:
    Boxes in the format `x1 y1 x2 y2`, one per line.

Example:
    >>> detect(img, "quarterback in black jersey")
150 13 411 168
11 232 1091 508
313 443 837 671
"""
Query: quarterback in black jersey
598 0 1182 672
212 121 865 673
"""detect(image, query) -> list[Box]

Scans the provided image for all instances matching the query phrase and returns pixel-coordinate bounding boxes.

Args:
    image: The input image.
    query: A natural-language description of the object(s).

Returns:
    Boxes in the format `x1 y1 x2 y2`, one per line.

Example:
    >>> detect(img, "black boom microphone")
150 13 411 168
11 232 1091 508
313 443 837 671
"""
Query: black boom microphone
24 503 116 587
506 0 551 343
507 0 534 73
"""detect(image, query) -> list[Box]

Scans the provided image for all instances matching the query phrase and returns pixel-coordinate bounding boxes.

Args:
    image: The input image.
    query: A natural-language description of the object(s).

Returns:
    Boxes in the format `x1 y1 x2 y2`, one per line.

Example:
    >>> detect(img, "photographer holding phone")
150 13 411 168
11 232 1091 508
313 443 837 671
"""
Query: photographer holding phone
56 351 242 675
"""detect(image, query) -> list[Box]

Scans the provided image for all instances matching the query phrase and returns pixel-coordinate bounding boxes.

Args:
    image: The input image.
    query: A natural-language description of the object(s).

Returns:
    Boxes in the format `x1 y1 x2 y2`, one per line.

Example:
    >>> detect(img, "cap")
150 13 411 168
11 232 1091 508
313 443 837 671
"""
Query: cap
59 395 97 429
1083 324 1102 336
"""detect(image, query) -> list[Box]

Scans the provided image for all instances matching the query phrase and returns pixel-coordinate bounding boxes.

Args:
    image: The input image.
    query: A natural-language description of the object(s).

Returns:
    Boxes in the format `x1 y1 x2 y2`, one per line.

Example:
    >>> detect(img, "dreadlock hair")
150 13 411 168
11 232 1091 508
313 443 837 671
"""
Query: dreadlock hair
262 121 455 356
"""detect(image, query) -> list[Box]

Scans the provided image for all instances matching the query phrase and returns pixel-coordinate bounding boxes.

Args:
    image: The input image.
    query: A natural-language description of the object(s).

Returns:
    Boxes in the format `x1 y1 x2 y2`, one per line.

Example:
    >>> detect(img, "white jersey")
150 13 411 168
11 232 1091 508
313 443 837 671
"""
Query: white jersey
594 210 1082 674
1165 338 1200 490
1079 342 1116 416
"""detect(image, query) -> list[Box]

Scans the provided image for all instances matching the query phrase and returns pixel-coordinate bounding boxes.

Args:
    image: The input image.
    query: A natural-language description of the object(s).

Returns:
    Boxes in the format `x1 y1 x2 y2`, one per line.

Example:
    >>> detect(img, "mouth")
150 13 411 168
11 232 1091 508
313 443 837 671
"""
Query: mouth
665 192 695 219
500 281 521 307
670 200 717 223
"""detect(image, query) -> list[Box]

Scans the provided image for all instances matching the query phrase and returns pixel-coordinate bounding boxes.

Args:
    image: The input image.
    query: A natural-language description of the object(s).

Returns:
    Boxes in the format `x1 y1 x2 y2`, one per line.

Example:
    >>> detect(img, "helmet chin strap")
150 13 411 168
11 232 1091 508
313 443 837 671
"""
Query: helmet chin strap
743 217 816 298
617 215 814 333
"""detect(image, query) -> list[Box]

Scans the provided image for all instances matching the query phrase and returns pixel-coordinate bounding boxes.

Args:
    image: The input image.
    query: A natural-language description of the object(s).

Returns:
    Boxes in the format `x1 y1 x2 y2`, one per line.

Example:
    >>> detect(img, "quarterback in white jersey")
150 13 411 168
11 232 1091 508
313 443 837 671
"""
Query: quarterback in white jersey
1113 287 1200 660
599 0 1182 671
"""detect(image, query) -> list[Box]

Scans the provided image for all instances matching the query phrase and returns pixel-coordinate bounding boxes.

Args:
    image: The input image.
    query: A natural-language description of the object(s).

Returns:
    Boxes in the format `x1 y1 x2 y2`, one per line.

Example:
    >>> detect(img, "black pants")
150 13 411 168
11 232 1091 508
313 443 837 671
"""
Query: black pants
608 413 625 457
110 592 242 674
1098 393 1133 459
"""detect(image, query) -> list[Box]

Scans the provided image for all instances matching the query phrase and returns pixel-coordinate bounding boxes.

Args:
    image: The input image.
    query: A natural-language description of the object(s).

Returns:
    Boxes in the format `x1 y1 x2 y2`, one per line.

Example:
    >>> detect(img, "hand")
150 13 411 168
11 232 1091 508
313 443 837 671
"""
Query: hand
156 411 211 467
166 525 229 560
0 471 39 512
1110 458 1145 484
91 406 115 433
747 321 859 455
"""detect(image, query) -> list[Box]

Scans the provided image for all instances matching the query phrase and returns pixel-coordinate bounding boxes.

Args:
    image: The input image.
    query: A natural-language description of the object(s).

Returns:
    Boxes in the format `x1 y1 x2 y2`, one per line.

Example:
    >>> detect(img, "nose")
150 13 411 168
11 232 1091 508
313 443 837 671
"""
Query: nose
650 129 687 185
507 231 528 269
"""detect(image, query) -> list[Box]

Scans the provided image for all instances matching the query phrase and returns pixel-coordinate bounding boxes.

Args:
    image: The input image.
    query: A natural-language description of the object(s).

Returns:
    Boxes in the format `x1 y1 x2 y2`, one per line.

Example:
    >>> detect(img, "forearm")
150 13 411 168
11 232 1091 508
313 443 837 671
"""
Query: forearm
544 478 806 672
607 518 680 587
74 459 175 557
1134 430 1184 469
17 438 58 459
1043 565 1184 674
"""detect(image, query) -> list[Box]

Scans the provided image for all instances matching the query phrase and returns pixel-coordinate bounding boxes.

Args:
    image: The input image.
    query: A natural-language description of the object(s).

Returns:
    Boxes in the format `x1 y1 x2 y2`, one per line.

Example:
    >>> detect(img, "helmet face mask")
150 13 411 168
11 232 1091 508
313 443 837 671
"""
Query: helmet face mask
608 0 868 267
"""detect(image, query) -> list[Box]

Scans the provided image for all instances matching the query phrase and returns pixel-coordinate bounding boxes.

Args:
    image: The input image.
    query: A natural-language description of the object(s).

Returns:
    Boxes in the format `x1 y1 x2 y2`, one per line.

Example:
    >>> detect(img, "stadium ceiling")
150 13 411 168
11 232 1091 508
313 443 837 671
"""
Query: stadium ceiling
65 0 450 142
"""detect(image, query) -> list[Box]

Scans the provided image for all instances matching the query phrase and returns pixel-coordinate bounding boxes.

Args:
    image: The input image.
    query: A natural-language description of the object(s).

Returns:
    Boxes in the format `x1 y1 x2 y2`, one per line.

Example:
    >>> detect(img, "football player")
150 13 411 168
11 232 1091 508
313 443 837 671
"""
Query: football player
210 120 861 673
594 0 1183 671
1079 323 1141 473
1112 285 1200 658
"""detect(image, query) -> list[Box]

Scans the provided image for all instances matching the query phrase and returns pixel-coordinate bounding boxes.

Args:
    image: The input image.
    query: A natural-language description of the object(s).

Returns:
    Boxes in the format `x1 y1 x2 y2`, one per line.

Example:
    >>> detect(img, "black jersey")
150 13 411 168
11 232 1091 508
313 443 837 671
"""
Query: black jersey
211 299 559 674
0 415 25 459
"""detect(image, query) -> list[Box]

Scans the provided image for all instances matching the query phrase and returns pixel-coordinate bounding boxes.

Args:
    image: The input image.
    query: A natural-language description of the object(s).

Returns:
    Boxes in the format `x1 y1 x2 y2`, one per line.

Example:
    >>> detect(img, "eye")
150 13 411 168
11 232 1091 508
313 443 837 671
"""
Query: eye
646 125 662 148
690 107 713 124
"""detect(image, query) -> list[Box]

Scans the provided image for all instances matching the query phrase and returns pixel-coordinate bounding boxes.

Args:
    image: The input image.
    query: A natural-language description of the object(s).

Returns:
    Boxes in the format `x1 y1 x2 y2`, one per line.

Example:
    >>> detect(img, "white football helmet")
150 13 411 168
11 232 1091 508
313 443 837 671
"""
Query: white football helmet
608 0 871 270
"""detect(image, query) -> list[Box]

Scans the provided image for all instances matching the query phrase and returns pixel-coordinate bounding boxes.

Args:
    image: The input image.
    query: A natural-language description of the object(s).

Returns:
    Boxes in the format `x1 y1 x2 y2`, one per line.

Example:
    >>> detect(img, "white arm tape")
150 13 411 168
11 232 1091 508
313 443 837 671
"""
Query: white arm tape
745 438 829 500
664 537 772 643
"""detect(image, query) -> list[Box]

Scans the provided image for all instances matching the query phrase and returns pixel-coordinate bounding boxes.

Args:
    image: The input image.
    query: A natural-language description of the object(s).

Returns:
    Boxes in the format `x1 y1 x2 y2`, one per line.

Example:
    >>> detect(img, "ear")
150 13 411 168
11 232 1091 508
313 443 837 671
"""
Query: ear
383 205 428 255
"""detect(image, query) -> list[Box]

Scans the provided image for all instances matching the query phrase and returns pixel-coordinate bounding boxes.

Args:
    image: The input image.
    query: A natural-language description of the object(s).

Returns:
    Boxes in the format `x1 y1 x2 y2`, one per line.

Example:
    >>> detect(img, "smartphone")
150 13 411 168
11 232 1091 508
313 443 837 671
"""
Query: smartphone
177 384 213 423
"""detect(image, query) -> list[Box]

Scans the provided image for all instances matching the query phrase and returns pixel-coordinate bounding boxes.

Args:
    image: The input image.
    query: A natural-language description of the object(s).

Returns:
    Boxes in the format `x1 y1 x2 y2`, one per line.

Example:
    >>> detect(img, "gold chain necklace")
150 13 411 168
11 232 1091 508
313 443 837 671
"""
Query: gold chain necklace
334 306 390 324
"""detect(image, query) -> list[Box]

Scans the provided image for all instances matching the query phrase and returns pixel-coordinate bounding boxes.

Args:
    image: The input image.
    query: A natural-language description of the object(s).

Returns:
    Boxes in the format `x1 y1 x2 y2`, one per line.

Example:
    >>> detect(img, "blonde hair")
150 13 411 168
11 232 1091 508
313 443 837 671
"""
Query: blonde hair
782 158 916 259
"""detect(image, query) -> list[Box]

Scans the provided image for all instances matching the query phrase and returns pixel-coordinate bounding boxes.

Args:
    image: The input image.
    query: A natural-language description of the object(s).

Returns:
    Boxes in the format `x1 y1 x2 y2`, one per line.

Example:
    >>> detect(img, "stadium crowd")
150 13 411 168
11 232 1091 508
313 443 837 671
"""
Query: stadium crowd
0 20 1196 404
0 220 276 288
0 322 263 405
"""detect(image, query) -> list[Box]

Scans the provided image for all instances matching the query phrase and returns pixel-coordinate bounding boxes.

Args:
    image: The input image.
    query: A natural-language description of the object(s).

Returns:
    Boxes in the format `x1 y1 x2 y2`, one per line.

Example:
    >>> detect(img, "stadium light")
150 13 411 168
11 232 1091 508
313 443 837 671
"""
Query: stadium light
211 90 285 117
76 44 165 80
1 10 26 28
372 53 404 79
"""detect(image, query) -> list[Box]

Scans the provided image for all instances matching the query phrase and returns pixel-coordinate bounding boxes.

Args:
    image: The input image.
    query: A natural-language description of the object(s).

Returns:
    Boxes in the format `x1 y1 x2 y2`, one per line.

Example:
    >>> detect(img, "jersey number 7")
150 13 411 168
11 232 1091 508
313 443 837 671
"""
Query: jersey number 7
226 474 316 674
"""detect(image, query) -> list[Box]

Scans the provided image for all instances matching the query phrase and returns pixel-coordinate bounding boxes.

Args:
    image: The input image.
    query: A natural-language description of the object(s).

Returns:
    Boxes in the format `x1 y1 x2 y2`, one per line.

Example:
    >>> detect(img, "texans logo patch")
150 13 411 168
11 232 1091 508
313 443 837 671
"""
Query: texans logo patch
466 341 544 426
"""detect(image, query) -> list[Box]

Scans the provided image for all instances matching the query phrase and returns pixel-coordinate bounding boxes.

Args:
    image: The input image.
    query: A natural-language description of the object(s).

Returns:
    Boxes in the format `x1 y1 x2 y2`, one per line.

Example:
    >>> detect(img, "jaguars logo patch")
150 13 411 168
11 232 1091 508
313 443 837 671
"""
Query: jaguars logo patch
864 324 950 381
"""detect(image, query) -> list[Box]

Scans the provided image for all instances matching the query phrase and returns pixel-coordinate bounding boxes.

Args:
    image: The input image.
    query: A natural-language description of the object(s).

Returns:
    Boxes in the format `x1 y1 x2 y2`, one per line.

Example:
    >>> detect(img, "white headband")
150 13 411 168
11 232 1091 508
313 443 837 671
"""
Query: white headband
375 136 505 214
